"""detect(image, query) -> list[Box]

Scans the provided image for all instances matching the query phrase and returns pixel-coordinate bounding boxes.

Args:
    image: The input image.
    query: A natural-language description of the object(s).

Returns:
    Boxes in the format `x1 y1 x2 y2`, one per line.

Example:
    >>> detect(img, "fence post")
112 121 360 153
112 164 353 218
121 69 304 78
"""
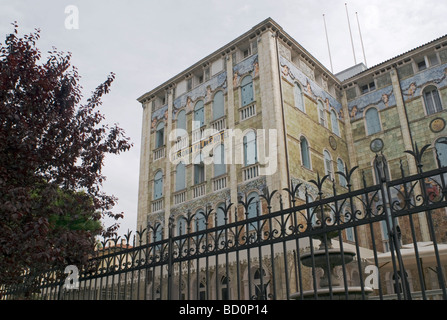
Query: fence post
167 216 174 300
375 154 412 300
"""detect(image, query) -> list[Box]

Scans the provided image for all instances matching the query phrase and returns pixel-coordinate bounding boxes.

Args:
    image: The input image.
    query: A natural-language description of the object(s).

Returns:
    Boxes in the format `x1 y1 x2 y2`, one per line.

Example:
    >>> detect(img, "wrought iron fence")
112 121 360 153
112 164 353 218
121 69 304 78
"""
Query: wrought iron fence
2 144 447 300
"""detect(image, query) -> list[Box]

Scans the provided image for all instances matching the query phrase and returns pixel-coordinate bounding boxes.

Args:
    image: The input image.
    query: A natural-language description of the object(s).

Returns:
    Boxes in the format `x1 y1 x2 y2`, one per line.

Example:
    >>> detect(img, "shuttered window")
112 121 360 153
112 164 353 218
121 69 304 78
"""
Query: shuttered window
216 203 226 227
331 110 340 136
243 131 257 166
175 162 186 191
246 192 260 231
241 76 254 107
294 83 304 112
154 171 163 200
195 210 206 231
155 122 164 148
424 85 443 115
365 108 381 135
214 144 226 177
194 153 205 184
337 158 347 187
300 137 311 169
324 150 333 179
213 91 225 120
176 109 186 132
193 100 205 130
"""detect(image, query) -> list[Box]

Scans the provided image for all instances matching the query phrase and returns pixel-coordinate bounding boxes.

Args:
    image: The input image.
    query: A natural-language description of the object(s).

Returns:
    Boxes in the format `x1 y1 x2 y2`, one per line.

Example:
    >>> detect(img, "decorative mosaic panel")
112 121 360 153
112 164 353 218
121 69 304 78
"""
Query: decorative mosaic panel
400 63 447 102
232 54 259 87
279 56 343 120
172 71 228 117
347 85 395 121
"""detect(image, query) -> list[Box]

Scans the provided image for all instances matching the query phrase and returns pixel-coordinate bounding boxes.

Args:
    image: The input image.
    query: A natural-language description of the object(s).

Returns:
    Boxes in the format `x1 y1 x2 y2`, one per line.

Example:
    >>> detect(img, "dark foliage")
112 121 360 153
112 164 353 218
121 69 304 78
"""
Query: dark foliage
0 23 132 286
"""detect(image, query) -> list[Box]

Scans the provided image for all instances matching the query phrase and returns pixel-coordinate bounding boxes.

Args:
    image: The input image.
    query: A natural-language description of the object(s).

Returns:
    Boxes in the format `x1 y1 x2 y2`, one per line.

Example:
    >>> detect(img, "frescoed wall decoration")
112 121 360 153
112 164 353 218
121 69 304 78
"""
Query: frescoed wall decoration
347 85 395 121
347 63 447 122
232 54 259 87
172 71 228 118
279 56 343 120
151 105 169 132
401 64 447 101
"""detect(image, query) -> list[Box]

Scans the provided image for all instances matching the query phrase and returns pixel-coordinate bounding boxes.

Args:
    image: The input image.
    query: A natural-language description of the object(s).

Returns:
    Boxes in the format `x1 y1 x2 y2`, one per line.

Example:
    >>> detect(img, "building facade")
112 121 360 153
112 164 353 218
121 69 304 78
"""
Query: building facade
136 18 447 255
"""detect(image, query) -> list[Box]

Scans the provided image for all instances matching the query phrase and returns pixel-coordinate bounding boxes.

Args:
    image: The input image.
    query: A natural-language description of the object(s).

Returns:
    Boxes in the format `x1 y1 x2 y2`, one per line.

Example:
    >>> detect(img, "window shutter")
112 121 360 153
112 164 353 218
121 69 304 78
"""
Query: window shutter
213 91 225 120
175 163 186 191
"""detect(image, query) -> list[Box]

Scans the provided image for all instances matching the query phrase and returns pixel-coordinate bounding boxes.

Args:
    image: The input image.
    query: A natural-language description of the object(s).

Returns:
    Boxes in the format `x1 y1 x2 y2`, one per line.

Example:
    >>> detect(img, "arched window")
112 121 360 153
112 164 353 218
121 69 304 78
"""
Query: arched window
216 203 226 227
214 144 226 177
175 162 186 191
343 209 354 242
213 91 225 120
323 150 333 180
294 82 304 112
423 85 443 115
195 209 206 232
176 109 186 133
331 109 340 136
153 223 163 242
241 75 254 107
365 107 381 135
300 136 311 169
337 158 347 187
220 276 229 300
152 222 163 251
176 216 188 236
193 100 205 130
246 192 260 231
243 130 257 166
155 122 165 148
154 170 163 200
193 153 205 184
435 137 447 167
318 100 326 127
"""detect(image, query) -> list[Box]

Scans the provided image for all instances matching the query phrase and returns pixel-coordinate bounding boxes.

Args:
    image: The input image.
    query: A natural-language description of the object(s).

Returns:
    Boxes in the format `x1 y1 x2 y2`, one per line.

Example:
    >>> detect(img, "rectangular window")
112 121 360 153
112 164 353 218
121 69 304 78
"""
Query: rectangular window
428 53 439 67
417 60 426 71
361 82 376 94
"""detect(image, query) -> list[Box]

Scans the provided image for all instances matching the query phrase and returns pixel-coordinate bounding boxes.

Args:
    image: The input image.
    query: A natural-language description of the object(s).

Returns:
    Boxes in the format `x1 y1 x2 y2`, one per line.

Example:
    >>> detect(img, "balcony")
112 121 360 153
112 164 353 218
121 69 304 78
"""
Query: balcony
240 103 256 121
212 175 227 191
173 135 189 152
192 182 206 199
173 189 187 205
210 116 226 132
192 127 206 144
242 163 259 181
153 146 165 161
151 198 164 212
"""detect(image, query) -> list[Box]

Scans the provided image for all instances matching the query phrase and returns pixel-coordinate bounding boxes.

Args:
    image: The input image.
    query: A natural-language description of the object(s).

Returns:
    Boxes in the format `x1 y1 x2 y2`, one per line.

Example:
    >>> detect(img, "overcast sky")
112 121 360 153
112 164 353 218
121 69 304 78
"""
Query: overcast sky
2 0 447 237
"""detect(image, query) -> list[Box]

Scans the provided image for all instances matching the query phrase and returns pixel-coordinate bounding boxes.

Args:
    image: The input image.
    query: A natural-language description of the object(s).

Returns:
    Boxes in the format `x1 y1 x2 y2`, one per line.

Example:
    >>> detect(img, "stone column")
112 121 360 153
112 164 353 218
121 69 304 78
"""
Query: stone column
164 87 174 237
390 67 430 242
341 91 369 248
258 29 289 211
137 100 152 235
226 51 239 220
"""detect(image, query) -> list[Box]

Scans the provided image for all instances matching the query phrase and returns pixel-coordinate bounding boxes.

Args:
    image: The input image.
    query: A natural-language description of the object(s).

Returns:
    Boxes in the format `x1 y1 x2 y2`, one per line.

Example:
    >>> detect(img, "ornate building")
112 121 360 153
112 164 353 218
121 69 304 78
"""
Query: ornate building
135 18 447 299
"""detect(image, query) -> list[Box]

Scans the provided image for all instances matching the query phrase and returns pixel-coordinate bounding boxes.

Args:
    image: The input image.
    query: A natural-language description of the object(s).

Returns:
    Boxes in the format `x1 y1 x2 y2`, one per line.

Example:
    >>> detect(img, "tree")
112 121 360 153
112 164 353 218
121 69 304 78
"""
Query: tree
0 23 133 287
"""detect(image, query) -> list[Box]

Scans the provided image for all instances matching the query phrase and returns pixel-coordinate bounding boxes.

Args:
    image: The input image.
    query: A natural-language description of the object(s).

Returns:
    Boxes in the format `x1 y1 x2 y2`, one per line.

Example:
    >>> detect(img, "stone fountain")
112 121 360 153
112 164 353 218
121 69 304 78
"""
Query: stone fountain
290 205 373 300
